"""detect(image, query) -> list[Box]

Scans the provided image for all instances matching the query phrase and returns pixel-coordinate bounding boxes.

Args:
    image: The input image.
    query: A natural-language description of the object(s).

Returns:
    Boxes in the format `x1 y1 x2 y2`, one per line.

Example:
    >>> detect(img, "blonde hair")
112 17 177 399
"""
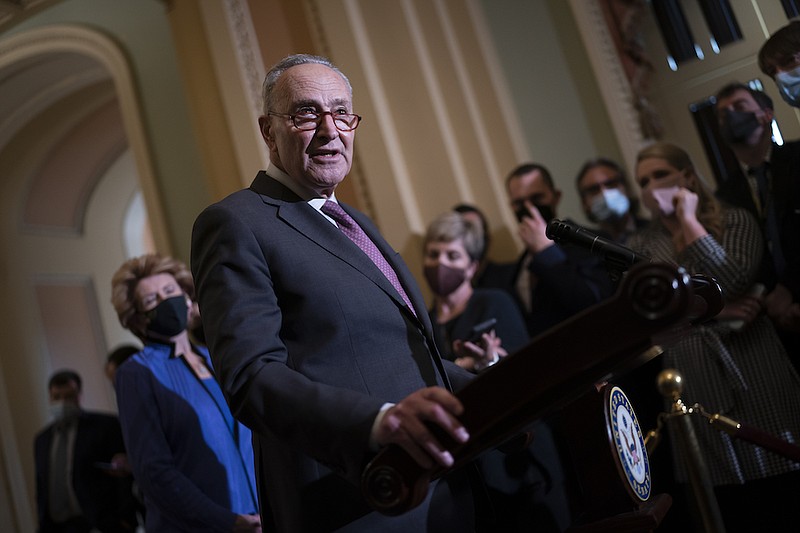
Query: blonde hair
111 254 194 339
636 142 724 241
423 212 485 262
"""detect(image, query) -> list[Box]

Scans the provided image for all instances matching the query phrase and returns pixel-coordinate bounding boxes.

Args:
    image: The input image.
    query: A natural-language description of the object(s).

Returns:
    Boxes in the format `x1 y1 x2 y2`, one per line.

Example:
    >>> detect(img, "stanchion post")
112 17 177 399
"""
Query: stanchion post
657 369 727 533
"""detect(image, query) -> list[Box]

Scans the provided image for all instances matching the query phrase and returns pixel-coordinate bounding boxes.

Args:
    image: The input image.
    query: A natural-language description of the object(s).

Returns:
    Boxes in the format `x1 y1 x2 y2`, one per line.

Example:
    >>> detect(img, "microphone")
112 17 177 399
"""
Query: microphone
545 219 650 271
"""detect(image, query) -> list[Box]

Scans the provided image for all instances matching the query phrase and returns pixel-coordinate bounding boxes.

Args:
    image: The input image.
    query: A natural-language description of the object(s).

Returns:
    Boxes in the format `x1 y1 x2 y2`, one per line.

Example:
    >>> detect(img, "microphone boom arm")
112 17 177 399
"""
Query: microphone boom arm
545 219 649 282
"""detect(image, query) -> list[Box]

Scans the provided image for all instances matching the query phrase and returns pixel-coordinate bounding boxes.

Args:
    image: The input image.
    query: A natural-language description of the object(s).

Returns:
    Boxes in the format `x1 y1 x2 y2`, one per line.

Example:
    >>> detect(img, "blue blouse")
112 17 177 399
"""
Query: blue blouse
116 342 258 532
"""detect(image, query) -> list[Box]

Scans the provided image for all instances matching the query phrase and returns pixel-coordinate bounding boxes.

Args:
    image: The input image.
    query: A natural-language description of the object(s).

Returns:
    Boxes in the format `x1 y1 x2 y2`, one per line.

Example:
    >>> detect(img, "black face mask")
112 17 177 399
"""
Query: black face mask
720 109 760 145
145 296 188 338
515 202 555 224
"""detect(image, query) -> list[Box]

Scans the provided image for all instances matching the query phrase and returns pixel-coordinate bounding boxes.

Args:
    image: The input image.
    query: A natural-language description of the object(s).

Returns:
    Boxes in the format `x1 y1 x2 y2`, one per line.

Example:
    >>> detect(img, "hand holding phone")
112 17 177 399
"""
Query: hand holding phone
466 318 497 344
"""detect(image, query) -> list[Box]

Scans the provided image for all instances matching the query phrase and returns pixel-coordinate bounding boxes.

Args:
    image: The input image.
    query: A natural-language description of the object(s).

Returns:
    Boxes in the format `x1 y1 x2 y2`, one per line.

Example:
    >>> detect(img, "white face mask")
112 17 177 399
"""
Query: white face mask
589 188 630 222
775 65 800 108
49 401 80 422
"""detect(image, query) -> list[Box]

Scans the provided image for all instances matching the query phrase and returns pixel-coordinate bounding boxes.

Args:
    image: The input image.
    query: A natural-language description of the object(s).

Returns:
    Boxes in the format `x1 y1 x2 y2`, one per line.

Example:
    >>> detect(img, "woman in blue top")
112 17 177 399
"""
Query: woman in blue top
111 254 260 532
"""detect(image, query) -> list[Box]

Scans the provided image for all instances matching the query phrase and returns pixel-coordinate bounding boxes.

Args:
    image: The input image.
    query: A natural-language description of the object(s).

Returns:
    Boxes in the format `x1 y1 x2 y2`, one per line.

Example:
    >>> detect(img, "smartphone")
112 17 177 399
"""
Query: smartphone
466 318 497 344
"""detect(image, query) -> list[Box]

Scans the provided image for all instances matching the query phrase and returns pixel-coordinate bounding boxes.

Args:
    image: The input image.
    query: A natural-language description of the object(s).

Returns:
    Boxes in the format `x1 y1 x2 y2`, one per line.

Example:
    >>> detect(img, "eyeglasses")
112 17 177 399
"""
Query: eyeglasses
269 111 362 132
580 176 623 197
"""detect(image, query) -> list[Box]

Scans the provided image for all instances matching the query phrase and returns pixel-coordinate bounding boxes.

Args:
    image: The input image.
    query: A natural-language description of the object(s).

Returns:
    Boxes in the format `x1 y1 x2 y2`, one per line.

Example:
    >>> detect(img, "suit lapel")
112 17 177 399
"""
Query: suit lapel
344 205 430 325
344 204 450 388
73 414 87 466
251 174 415 319
250 172 448 387
41 425 55 483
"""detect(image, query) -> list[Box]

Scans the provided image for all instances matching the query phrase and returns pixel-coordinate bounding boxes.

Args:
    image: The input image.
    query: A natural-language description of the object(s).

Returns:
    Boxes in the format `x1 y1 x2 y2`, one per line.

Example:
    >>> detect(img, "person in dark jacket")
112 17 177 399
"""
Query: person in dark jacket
34 369 137 533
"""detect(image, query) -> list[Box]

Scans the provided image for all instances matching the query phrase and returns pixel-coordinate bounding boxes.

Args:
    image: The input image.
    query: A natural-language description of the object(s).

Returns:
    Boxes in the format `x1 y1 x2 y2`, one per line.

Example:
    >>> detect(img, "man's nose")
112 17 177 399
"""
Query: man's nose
316 112 339 137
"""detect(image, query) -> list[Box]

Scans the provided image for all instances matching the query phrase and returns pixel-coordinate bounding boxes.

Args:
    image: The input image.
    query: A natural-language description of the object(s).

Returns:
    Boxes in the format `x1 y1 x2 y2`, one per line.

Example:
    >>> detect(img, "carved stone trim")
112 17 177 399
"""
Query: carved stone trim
304 0 378 223
569 0 646 172
222 0 265 118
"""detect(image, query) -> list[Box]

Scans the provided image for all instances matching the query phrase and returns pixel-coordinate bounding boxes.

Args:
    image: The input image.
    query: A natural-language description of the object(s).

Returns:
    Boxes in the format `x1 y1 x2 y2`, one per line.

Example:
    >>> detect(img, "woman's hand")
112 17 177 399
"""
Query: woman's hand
672 187 707 249
775 304 800 332
765 285 800 332
673 187 699 221
232 514 261 532
452 331 507 372
716 294 764 328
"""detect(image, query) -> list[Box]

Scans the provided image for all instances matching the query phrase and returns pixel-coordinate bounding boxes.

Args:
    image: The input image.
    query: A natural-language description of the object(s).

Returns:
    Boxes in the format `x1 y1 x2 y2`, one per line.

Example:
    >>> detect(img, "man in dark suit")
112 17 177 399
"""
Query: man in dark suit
714 82 800 362
34 370 137 533
498 163 613 337
191 54 476 532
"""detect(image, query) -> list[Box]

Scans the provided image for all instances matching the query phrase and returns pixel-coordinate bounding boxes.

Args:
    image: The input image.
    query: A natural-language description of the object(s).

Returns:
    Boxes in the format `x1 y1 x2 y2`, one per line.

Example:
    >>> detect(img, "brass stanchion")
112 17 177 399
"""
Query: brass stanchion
656 369 726 533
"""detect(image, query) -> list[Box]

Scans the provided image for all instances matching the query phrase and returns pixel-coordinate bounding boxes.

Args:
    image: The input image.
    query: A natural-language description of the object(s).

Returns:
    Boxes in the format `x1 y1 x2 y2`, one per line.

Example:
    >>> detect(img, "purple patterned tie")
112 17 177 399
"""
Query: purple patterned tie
321 200 417 316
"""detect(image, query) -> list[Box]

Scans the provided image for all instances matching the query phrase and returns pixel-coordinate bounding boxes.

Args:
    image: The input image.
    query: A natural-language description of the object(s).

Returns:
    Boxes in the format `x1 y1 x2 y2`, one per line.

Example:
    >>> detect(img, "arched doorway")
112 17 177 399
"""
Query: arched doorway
0 25 161 530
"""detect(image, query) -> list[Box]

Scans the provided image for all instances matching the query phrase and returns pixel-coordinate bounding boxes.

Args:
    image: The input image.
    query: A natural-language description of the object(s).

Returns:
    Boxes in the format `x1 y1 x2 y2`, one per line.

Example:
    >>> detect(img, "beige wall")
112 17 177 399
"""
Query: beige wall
0 2 615 523
1 0 791 530
632 1 799 181
0 2 198 528
246 0 615 281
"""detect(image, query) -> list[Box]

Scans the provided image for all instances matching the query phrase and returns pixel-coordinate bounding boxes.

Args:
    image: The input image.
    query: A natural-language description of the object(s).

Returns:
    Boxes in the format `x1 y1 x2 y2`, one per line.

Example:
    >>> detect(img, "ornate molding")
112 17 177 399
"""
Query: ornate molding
222 0 265 118
569 0 648 171
305 0 378 223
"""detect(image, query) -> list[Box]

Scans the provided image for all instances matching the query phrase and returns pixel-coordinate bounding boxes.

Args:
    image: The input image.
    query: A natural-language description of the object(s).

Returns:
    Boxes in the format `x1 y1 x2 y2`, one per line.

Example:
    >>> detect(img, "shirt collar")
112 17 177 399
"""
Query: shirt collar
265 162 338 213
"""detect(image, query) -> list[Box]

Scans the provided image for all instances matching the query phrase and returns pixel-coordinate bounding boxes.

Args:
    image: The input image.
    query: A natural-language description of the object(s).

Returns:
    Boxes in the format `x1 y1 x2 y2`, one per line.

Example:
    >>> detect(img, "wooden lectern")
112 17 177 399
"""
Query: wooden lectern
361 262 723 530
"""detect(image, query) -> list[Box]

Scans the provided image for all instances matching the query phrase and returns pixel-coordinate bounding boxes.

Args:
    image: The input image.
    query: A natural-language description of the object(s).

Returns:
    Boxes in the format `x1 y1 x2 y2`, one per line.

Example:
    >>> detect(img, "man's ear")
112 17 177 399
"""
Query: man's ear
763 106 775 124
258 115 276 150
553 189 563 206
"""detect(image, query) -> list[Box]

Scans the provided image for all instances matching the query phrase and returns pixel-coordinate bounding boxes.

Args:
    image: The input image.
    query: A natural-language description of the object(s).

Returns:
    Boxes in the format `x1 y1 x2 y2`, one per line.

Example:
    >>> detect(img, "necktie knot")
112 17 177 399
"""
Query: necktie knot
321 200 354 229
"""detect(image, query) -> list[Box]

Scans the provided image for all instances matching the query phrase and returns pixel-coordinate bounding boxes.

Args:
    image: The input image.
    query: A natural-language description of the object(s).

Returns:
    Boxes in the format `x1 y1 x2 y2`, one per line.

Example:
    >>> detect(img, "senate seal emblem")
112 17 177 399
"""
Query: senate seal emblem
608 386 651 501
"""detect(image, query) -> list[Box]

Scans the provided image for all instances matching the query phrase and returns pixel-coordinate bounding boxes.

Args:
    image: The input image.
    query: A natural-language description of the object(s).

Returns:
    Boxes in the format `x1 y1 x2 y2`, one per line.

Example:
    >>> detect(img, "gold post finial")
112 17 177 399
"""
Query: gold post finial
657 368 684 401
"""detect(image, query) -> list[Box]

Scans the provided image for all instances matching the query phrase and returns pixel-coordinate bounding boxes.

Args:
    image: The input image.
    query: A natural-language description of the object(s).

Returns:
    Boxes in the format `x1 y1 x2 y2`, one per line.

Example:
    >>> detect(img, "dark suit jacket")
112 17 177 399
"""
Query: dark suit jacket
716 141 800 299
34 411 136 532
191 172 475 532
479 223 614 337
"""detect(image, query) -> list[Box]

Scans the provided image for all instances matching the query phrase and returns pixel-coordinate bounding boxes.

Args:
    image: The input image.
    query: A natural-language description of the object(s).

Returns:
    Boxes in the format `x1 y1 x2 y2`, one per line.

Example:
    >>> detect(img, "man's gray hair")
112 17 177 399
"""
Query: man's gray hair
262 54 353 115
